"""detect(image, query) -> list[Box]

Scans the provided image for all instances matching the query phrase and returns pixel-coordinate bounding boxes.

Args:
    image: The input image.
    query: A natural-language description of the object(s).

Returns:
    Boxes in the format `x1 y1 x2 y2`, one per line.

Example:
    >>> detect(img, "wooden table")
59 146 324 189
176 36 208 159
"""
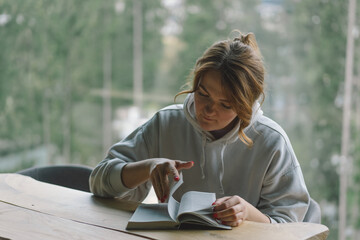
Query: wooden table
0 174 329 240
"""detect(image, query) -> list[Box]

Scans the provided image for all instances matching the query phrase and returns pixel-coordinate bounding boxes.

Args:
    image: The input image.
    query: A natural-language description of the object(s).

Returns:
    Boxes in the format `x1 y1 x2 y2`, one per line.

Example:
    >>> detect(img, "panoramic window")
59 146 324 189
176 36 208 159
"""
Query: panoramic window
0 1 359 239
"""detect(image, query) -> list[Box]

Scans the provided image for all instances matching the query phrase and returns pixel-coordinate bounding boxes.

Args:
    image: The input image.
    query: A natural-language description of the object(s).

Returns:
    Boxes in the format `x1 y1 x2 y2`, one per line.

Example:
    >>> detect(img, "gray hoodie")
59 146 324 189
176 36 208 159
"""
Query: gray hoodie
90 93 310 223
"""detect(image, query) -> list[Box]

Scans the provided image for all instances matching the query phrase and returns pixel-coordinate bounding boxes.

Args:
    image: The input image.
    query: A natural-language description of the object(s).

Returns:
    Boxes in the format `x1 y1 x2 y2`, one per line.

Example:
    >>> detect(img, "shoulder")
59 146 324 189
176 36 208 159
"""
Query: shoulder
152 104 185 121
249 115 299 174
142 104 186 130
251 115 292 147
159 104 183 111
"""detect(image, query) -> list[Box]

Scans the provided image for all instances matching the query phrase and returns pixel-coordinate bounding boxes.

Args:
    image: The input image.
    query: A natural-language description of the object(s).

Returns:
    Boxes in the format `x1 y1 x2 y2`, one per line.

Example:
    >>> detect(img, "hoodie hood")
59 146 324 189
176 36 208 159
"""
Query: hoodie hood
183 93 263 194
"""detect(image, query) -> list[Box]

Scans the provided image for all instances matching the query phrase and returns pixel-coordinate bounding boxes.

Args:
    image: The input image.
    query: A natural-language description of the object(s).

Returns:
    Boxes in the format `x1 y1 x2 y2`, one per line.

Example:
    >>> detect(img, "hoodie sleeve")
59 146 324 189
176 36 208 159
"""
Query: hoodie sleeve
256 133 310 223
89 115 159 201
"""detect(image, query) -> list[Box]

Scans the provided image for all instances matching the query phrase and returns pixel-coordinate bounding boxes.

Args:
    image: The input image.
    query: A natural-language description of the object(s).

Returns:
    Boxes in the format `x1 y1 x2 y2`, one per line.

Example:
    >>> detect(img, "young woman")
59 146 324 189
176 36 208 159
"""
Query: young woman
90 31 314 226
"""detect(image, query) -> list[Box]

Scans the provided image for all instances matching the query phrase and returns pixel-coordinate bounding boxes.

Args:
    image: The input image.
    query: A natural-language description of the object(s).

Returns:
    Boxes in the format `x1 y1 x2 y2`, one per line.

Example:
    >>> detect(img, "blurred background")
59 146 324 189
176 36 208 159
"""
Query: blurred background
0 0 359 239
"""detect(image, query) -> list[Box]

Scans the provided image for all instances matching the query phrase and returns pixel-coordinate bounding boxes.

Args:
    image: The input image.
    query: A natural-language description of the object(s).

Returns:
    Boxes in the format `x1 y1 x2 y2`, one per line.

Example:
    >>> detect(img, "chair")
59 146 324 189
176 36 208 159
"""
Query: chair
17 165 93 192
303 198 321 223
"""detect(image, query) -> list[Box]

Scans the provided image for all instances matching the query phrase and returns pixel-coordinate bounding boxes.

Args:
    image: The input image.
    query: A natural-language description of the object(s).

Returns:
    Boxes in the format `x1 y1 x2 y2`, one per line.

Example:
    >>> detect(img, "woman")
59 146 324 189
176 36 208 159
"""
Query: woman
90 31 313 226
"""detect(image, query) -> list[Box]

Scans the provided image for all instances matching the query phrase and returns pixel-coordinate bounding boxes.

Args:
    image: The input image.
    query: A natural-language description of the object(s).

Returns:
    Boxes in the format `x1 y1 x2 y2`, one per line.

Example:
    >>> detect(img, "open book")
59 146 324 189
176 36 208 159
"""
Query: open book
126 174 231 230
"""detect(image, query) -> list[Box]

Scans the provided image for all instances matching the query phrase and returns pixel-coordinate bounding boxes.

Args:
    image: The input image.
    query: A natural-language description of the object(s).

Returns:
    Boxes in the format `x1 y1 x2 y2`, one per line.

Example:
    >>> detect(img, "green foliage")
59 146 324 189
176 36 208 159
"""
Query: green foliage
0 0 167 166
284 0 360 236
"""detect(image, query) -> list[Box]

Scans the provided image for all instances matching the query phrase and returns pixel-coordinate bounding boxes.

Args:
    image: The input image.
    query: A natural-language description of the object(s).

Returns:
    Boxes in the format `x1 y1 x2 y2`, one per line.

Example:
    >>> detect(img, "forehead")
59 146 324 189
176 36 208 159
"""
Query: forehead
200 71 229 101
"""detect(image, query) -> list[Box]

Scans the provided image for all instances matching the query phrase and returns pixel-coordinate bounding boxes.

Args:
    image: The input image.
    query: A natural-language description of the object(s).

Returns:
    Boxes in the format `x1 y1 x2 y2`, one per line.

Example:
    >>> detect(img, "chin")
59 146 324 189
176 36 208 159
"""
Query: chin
199 123 216 132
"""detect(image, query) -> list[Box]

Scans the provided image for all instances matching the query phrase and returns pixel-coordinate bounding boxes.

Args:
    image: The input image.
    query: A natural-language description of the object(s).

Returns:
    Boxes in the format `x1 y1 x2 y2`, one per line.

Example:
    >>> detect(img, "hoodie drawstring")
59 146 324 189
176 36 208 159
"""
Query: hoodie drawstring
200 134 227 194
219 141 228 194
200 134 207 179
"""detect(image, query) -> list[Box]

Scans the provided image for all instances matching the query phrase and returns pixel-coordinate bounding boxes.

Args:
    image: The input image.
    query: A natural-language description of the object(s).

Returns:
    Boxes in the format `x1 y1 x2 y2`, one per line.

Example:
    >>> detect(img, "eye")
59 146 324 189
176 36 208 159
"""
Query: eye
221 103 232 110
197 90 208 97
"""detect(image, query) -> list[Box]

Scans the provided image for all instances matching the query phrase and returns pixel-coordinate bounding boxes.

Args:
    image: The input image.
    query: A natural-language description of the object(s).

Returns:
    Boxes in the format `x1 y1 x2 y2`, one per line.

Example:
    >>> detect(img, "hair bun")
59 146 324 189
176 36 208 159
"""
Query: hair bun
233 33 250 45
232 31 262 59
233 36 241 42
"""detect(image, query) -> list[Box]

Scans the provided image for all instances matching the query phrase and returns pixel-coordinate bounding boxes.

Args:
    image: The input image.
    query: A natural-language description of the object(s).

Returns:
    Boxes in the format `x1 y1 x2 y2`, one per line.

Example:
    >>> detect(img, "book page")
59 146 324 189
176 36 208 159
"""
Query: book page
159 173 230 230
167 172 184 221
126 203 179 230
177 191 215 216
176 190 231 230
128 203 173 222
178 212 229 229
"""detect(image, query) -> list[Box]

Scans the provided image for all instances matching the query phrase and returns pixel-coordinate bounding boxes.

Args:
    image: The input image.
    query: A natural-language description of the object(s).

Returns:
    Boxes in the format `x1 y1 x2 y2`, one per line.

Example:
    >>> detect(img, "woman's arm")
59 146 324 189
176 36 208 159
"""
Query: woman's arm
122 159 194 202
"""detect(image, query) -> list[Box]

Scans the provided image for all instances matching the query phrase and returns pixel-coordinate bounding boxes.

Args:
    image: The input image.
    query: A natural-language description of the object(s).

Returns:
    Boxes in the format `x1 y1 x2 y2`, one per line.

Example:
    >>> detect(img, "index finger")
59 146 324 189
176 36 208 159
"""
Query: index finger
213 196 238 212
212 196 231 207
164 161 180 182
172 160 194 181
175 160 194 170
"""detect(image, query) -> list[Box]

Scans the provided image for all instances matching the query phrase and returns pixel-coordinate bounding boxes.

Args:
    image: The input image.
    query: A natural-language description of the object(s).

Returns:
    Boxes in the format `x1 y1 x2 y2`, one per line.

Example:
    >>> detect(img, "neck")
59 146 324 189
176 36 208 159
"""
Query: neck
210 118 239 140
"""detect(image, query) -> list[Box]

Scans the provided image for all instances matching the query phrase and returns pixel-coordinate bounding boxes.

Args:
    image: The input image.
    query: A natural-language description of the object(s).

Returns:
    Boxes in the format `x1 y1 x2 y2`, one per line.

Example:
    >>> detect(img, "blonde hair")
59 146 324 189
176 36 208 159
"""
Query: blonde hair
176 31 265 147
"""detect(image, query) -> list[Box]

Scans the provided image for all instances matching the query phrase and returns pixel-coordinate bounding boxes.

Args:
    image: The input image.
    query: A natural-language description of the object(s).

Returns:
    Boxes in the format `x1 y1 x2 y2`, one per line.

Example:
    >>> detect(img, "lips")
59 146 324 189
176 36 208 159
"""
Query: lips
202 115 214 122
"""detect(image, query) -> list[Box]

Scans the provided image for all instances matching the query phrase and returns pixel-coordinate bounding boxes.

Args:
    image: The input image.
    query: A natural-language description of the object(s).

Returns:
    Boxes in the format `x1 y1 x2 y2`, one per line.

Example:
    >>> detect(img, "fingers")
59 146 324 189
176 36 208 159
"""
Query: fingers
150 163 170 202
149 159 194 202
212 196 231 208
150 167 164 202
150 160 179 202
169 163 181 181
221 219 244 227
213 196 247 227
175 160 194 171
173 160 194 181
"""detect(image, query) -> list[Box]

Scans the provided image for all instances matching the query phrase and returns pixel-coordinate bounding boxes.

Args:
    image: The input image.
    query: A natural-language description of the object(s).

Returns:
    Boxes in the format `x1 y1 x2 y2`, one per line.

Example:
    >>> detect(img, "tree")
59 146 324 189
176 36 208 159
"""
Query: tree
0 0 168 169
285 0 356 238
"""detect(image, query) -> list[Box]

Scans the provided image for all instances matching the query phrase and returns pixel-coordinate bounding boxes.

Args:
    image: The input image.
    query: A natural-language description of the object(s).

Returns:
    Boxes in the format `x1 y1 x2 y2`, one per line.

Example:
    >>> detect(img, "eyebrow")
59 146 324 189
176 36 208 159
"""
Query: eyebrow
199 84 230 103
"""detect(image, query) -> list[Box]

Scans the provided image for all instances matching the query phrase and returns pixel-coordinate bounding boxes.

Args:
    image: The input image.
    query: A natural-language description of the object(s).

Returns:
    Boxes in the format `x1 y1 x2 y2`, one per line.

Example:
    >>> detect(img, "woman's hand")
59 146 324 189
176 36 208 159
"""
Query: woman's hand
149 158 194 202
212 196 270 226
212 196 248 227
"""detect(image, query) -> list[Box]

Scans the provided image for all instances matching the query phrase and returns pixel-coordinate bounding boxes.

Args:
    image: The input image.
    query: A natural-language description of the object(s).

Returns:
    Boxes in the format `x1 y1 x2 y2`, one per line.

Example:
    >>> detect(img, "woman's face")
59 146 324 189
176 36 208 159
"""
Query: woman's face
194 70 237 132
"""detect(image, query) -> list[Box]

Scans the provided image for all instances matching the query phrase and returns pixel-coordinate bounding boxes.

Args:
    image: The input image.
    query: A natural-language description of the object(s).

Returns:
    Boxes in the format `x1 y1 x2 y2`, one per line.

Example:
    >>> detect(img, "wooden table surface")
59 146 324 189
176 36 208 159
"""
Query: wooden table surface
0 174 329 240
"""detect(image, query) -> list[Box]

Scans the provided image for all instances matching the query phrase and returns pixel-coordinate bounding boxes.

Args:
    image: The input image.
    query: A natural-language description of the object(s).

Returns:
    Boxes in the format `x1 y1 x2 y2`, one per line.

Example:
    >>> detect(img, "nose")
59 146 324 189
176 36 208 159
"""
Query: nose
204 101 216 115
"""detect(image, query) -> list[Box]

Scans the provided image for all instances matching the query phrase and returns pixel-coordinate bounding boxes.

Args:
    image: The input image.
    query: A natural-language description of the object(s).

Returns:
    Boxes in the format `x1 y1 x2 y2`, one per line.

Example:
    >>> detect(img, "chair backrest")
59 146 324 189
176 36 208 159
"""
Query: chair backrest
17 165 93 192
303 198 321 223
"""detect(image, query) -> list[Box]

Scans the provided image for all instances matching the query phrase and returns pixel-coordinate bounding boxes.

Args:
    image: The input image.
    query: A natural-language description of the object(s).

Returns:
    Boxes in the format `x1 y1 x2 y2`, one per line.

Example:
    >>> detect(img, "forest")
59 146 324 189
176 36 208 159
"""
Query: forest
0 0 359 239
